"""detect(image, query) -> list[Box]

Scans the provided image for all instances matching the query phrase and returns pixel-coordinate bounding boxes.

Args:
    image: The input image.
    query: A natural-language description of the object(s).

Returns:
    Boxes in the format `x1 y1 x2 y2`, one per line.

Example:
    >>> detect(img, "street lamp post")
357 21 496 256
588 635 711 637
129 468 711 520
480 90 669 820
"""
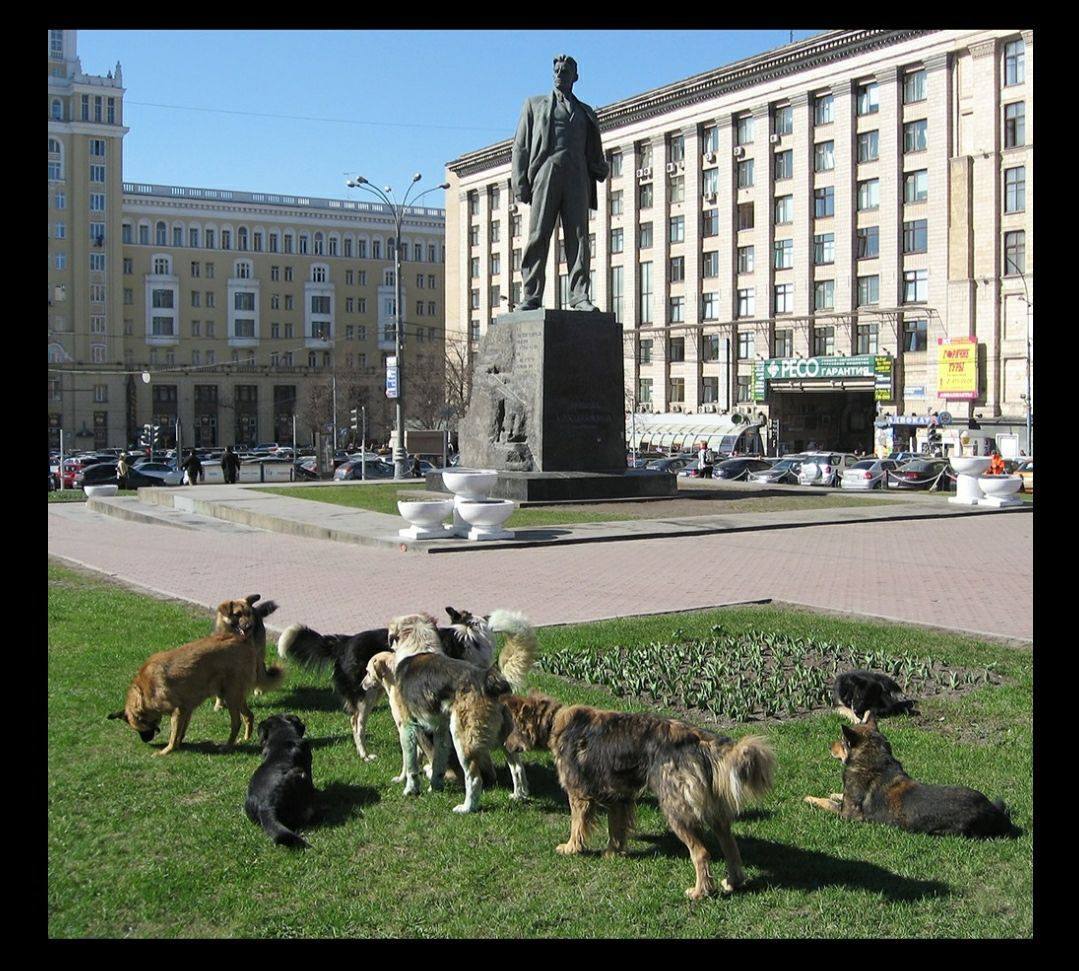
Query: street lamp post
1015 268 1033 455
346 174 449 479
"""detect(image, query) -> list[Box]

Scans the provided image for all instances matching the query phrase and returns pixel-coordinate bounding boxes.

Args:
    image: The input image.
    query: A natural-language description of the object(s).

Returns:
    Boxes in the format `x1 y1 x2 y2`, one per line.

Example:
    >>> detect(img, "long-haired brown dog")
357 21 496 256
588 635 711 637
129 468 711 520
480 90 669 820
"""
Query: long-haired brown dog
503 692 776 899
375 611 536 813
213 594 279 710
108 596 284 755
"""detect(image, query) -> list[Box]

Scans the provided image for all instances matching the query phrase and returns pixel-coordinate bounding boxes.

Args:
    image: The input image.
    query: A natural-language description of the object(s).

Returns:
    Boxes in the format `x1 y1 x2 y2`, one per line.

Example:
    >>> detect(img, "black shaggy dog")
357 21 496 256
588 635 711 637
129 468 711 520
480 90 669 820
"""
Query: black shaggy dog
832 669 917 723
244 714 316 849
804 715 1016 838
276 608 495 766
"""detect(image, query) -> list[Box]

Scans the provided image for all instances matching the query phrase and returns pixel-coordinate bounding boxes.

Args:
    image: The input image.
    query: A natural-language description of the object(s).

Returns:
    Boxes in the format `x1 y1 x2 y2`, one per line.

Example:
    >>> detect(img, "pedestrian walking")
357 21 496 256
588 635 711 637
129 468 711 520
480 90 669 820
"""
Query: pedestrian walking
181 449 204 485
221 445 241 484
116 453 130 490
697 442 712 479
410 455 422 479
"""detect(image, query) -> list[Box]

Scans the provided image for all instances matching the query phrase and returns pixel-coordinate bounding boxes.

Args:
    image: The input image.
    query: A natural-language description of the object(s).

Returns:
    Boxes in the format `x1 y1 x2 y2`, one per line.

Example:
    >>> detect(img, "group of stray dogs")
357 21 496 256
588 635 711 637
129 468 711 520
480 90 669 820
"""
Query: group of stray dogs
108 594 1017 901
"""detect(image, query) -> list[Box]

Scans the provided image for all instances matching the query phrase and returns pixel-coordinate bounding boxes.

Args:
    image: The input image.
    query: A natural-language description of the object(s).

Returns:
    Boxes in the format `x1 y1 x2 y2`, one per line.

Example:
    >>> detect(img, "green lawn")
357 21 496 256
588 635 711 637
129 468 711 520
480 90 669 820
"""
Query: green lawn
48 563 1032 938
49 489 139 503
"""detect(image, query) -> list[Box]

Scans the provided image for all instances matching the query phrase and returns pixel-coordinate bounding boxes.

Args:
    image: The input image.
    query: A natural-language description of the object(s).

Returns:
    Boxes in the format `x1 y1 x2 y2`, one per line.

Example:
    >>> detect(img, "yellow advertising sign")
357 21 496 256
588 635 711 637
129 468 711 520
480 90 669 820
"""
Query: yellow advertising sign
937 337 979 400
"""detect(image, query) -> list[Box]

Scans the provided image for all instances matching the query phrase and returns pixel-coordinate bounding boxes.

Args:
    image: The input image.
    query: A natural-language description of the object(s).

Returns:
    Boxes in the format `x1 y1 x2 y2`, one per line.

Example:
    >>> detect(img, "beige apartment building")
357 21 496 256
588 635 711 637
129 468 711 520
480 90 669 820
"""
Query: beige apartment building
48 29 447 451
446 28 1033 455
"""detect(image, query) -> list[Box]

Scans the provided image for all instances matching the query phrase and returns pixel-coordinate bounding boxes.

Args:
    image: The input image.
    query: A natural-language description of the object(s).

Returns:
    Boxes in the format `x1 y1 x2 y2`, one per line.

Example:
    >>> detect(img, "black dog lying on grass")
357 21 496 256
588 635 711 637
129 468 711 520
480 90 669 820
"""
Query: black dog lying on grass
245 714 316 848
832 670 917 723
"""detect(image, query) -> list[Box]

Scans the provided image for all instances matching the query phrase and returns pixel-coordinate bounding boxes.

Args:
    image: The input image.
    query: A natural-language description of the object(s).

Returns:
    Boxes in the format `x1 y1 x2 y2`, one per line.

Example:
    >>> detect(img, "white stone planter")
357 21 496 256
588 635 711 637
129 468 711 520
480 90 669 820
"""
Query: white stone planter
83 484 118 498
456 498 516 541
978 474 1024 508
397 499 456 540
949 456 991 505
441 468 499 536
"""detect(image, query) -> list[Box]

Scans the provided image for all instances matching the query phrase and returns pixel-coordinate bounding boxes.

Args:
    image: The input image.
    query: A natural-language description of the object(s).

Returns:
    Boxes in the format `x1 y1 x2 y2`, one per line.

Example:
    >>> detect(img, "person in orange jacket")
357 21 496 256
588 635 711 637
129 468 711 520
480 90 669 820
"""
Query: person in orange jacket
988 451 1006 475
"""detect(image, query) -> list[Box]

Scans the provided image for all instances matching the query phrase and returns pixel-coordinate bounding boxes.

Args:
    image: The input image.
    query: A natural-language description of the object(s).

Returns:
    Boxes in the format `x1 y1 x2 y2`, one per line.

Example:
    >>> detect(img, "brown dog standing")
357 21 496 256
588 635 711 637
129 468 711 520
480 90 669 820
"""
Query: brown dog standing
108 596 283 755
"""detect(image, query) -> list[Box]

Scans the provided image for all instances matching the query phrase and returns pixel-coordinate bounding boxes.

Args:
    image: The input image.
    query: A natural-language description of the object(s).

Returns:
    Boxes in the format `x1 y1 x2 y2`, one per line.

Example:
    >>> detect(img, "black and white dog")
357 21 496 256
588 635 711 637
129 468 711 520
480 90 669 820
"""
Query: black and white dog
276 607 496 761
244 714 316 849
832 670 918 723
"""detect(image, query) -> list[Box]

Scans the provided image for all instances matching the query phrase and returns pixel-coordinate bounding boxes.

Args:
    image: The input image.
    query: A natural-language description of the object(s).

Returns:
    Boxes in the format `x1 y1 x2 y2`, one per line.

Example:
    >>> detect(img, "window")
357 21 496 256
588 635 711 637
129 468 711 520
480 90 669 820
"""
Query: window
702 335 720 362
701 291 719 320
857 82 879 115
638 222 653 249
856 226 879 259
814 233 835 265
1004 102 1026 147
669 335 685 359
1005 166 1026 213
904 69 927 104
1004 39 1025 87
234 319 255 338
638 183 654 209
669 176 685 204
815 93 834 126
703 377 719 403
669 216 685 244
773 239 793 270
735 114 754 145
208 263 216 280
774 150 793 181
490 221 500 244
469 257 480 279
55 253 66 270
774 329 793 358
151 316 174 337
702 168 719 197
702 252 719 278
610 190 624 216
191 291 201 308
903 318 927 352
701 124 719 154
903 119 928 153
670 256 685 282
55 222 66 239
138 224 150 245
737 331 755 360
89 164 105 183
234 292 255 312
637 141 654 171
237 261 254 280
638 378 653 404
122 257 132 274
638 339 653 364
738 246 755 274
773 105 793 136
737 203 754 231
814 141 834 173
311 295 330 314
189 227 200 248
468 192 479 216
774 195 793 225
702 209 720 238
639 262 653 324
737 159 754 188
857 275 880 306
469 226 479 247
814 280 835 310
737 288 755 318
903 170 928 204
736 376 752 403
857 130 879 163
856 322 879 355
1004 231 1025 276
490 253 501 275
609 265 624 322
89 139 106 158
814 186 835 218
813 327 835 357
774 283 794 314
152 289 174 309
903 219 928 254
857 179 880 211
608 227 624 254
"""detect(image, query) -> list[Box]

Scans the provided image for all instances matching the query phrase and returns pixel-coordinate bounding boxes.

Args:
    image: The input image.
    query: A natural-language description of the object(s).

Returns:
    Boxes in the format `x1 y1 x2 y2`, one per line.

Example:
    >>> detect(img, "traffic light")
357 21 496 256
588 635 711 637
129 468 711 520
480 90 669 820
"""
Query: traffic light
350 407 360 433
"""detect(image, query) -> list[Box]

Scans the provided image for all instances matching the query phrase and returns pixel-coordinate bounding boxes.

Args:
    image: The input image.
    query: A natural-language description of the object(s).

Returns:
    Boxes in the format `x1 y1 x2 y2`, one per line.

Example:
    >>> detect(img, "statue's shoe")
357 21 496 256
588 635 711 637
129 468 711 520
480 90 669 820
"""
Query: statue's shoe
570 300 600 312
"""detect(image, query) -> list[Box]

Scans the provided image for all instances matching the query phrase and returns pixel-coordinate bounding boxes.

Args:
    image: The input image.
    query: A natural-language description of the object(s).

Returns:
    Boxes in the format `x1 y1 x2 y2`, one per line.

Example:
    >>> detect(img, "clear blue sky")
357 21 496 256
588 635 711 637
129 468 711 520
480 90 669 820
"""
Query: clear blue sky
77 29 823 206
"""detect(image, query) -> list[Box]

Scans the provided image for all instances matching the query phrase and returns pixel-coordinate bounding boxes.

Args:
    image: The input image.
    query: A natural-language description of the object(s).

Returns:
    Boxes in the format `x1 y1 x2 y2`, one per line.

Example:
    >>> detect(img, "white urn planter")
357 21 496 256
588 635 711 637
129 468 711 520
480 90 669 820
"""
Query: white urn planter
440 469 499 537
978 474 1024 508
397 499 456 540
456 498 516 541
949 456 991 506
83 484 118 498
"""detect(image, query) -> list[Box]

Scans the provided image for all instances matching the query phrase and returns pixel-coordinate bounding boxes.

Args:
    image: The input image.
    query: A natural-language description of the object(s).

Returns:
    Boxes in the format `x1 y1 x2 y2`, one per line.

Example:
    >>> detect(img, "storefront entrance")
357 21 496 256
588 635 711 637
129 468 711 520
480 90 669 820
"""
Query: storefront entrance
769 390 877 454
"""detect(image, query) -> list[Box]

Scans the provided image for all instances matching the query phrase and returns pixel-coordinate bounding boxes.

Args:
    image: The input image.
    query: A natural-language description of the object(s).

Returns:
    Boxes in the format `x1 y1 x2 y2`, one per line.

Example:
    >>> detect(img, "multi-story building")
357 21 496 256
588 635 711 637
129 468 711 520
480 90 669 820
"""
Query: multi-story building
48 29 447 451
446 29 1033 455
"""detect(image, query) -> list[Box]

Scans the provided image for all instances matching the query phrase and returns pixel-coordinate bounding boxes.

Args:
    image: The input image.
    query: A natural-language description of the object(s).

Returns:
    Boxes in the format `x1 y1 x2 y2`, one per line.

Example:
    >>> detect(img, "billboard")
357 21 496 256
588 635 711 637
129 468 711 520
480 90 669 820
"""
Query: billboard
937 337 979 400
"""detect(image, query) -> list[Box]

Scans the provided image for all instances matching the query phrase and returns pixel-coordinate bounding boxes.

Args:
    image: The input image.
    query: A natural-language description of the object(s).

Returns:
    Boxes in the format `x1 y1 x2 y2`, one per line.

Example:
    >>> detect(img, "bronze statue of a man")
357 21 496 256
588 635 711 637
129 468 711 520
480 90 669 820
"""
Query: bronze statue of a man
512 55 609 312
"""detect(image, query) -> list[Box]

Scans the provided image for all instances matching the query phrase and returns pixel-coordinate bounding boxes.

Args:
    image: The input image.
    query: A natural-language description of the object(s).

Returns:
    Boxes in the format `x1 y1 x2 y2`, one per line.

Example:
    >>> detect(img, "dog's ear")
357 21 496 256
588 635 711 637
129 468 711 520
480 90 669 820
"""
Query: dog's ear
445 606 461 623
245 593 262 605
257 720 271 745
107 710 127 722
841 724 862 748
256 600 279 618
285 714 306 736
862 713 878 731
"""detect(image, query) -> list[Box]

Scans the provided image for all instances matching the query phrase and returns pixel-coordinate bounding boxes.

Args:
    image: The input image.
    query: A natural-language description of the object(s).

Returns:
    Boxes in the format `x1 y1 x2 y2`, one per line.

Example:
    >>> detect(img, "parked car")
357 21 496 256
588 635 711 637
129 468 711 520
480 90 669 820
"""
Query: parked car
333 458 395 481
131 461 184 486
1015 459 1033 493
707 457 773 481
646 455 695 475
748 455 806 485
840 458 899 491
59 455 112 489
887 458 953 491
797 452 858 487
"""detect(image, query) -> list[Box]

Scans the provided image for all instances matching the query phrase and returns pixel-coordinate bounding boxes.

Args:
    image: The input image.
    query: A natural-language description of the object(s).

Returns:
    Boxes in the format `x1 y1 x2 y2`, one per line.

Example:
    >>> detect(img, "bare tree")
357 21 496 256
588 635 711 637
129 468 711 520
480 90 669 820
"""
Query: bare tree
441 330 474 431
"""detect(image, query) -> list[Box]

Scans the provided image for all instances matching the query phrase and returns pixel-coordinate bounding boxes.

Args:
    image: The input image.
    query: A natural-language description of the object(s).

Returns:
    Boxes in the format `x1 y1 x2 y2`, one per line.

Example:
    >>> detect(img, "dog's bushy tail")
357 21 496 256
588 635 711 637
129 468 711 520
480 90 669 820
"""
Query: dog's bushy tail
277 624 349 669
489 609 538 691
708 735 776 818
257 660 286 690
258 808 309 849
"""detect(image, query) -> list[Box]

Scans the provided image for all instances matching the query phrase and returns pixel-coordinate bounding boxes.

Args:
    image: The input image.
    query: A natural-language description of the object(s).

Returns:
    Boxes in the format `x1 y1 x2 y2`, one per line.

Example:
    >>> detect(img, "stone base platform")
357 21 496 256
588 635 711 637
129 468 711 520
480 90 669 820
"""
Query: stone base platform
424 470 678 502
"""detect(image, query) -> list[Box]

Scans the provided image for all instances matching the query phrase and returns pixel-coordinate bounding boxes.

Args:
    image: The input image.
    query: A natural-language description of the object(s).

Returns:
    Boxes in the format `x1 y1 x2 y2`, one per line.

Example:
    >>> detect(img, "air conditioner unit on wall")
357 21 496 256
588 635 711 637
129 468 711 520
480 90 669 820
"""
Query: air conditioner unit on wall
704 151 717 164
733 146 745 158
769 133 781 144
672 404 683 413
636 167 652 180
704 192 717 203
666 162 678 174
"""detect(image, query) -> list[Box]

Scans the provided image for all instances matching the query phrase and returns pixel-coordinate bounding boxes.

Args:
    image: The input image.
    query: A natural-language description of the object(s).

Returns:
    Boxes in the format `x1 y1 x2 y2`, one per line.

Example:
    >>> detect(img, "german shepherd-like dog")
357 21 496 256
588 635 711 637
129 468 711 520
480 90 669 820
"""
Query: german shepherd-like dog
377 611 537 813
214 594 280 709
832 669 917 724
276 607 495 761
502 692 776 899
245 714 316 849
804 715 1015 838
108 596 283 755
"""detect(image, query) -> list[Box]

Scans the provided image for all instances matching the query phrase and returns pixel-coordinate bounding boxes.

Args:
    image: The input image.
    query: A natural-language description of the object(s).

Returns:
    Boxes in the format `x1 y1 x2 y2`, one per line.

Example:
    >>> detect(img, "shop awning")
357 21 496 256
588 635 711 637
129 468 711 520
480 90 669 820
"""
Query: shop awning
626 412 764 451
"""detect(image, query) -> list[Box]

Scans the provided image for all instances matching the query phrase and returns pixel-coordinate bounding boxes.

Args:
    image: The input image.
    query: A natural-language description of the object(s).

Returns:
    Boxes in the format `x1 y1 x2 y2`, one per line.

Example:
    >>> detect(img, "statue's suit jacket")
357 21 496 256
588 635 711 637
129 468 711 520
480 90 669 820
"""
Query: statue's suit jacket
512 93 608 210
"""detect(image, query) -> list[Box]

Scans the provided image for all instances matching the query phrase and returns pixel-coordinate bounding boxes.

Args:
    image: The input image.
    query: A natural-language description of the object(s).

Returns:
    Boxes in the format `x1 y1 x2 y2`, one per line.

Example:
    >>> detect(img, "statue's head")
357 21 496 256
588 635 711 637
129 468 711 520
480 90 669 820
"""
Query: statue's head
553 54 578 90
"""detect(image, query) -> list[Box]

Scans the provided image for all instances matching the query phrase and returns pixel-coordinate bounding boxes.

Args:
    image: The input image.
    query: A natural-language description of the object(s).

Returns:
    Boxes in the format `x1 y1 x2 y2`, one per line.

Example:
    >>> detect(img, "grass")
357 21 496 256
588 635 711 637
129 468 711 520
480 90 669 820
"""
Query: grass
49 489 139 503
48 563 1033 938
254 483 897 528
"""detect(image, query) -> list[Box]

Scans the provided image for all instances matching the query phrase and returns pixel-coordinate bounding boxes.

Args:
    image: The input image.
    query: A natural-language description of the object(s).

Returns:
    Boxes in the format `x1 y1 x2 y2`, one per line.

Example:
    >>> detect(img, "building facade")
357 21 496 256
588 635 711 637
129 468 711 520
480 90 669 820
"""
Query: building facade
446 29 1033 455
48 29 447 451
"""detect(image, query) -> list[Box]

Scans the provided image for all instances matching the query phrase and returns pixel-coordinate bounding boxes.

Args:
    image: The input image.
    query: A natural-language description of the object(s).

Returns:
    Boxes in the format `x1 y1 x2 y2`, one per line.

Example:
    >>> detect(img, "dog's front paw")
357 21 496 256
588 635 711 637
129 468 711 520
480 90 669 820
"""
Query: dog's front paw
509 791 529 801
361 753 377 763
686 884 717 900
428 780 444 793
154 748 173 757
452 802 475 814
391 772 406 783
719 878 744 895
555 842 581 855
602 847 626 859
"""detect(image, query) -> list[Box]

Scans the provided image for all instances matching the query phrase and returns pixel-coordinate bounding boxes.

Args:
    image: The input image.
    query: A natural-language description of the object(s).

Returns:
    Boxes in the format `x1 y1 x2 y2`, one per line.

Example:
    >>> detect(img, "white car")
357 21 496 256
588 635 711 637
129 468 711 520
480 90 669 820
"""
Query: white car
797 452 858 487
840 458 899 490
